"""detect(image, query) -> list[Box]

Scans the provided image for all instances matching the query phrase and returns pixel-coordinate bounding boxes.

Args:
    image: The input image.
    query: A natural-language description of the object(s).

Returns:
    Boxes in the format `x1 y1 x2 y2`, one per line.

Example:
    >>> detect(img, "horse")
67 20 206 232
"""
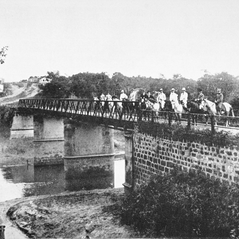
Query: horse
186 100 209 125
199 99 234 126
129 88 144 102
153 91 165 111
170 100 185 123
220 102 235 117
112 95 123 113
163 100 183 124
128 88 147 119
93 96 101 112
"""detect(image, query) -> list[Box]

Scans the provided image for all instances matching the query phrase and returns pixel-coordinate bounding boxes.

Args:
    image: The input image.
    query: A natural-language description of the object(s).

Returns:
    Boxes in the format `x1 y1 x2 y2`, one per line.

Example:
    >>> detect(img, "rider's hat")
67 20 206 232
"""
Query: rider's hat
121 90 124 93
217 89 221 93
182 87 186 91
171 88 175 91
160 88 163 91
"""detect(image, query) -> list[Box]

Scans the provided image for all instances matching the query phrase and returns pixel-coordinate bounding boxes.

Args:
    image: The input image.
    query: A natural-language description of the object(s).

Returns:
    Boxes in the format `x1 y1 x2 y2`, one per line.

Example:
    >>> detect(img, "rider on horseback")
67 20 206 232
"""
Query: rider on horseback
120 90 128 101
140 90 148 101
147 91 156 103
169 88 178 105
100 92 106 101
179 87 188 109
196 89 204 102
156 88 166 109
144 91 156 109
106 92 112 101
215 88 224 115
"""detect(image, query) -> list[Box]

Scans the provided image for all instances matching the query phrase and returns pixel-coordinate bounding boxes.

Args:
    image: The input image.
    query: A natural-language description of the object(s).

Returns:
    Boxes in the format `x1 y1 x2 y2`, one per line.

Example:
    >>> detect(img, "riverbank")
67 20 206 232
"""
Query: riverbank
0 126 129 238
5 188 139 239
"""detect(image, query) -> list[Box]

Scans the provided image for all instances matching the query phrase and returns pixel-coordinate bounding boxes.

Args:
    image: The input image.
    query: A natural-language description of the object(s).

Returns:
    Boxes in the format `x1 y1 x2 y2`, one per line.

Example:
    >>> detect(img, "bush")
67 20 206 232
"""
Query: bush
138 122 239 148
119 168 239 237
0 106 15 126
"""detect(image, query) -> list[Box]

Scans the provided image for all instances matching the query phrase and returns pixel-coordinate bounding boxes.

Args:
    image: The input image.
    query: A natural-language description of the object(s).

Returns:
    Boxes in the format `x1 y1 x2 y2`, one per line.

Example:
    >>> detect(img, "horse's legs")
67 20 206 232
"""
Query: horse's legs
177 113 182 124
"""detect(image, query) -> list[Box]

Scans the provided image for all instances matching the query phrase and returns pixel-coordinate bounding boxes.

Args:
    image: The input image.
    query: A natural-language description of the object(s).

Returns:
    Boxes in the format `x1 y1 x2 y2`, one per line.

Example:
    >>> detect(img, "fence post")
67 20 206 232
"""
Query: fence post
168 112 172 126
187 113 191 129
211 115 215 134
0 225 5 239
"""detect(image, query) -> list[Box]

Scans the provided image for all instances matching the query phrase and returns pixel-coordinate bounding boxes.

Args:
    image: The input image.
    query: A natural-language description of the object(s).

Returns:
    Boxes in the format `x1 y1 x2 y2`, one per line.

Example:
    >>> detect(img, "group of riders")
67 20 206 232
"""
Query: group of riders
96 87 226 116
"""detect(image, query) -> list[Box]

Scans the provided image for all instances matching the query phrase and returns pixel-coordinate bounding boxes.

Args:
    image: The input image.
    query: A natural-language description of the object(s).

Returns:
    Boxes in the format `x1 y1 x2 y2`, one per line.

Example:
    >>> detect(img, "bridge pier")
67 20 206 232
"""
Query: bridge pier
123 131 134 194
34 116 64 166
64 121 114 190
10 114 34 139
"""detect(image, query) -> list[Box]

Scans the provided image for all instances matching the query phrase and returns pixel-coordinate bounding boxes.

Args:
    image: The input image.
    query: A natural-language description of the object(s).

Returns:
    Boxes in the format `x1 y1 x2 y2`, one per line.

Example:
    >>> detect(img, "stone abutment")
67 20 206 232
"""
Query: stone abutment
129 130 239 188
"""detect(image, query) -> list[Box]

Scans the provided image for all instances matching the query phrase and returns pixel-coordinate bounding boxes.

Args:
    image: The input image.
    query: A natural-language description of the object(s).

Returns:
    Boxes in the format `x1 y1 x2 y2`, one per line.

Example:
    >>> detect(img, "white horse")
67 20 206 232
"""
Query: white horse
129 88 144 102
170 100 184 122
145 100 161 115
221 102 235 117
200 99 234 126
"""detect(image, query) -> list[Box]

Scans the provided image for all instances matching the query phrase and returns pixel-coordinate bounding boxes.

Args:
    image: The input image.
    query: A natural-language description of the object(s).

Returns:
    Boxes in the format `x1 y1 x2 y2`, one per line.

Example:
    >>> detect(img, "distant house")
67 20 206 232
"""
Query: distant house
28 76 39 83
39 77 52 85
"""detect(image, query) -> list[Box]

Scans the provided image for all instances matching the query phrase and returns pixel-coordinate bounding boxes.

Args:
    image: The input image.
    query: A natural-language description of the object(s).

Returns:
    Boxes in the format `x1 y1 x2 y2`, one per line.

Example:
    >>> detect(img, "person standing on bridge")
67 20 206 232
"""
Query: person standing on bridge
215 88 224 114
156 88 166 109
169 88 178 104
120 90 128 101
179 87 188 108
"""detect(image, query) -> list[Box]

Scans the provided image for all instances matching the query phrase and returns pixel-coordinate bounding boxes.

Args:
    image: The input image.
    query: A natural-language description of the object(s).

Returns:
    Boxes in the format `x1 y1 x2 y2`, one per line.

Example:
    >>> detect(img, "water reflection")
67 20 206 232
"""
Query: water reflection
0 159 125 202
0 167 25 202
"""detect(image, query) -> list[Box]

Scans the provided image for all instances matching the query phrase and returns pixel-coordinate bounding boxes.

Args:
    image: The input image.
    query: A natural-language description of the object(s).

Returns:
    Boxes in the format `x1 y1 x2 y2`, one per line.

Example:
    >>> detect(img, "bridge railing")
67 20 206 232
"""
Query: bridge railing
18 98 239 131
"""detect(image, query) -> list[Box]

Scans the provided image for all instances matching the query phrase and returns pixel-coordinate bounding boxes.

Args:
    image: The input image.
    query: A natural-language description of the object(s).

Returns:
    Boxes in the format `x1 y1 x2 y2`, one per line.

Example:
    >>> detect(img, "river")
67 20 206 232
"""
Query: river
0 126 125 203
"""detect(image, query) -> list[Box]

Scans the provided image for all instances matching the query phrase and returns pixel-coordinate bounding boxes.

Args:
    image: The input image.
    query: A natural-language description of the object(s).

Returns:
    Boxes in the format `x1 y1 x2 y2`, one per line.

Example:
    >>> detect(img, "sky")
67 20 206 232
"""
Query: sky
1 0 239 82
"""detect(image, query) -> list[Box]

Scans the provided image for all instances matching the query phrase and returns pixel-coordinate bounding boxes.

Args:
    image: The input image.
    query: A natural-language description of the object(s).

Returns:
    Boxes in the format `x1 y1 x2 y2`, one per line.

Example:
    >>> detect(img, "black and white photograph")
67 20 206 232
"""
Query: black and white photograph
1 0 239 238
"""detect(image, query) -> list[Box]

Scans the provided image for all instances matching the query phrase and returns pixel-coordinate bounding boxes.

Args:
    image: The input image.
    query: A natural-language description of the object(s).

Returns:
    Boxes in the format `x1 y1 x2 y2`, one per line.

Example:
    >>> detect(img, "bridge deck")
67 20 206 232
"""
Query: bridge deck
17 98 239 133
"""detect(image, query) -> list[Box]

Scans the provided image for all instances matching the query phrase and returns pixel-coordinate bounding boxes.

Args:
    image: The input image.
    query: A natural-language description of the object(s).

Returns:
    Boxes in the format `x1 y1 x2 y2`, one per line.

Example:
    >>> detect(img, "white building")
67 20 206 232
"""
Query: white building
39 77 52 85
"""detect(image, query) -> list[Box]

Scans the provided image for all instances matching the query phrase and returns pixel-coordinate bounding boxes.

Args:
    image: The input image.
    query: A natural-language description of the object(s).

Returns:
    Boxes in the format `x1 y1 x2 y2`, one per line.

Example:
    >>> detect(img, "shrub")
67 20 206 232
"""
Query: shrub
138 122 239 148
0 106 15 126
119 168 239 237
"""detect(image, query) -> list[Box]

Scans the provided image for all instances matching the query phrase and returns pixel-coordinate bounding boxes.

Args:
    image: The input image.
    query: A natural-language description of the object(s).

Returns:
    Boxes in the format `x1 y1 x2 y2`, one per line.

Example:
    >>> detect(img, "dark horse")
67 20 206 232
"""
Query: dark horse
163 100 182 124
186 100 209 125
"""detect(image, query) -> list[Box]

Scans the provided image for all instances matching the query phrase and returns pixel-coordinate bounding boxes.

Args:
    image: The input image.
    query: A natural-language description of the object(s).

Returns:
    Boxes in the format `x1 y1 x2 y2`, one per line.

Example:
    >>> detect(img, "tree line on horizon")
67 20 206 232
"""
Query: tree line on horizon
37 71 239 110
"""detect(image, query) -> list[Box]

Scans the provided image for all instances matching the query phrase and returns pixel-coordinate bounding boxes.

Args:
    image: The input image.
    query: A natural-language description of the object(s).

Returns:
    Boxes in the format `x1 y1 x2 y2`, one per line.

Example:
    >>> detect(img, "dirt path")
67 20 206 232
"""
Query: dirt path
0 83 39 105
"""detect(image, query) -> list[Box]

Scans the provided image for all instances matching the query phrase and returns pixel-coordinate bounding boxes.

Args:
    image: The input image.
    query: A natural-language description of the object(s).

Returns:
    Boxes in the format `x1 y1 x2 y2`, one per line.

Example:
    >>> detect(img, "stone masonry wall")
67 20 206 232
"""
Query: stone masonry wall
133 132 239 187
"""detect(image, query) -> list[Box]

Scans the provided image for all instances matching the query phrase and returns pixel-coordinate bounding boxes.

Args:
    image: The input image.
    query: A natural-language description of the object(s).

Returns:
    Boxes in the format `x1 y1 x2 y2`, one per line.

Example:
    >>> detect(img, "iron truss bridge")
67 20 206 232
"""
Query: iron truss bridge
17 98 239 132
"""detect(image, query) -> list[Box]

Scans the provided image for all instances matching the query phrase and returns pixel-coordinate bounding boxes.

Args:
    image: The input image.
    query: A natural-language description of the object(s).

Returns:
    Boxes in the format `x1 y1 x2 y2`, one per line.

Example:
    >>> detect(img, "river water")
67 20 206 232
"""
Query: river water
0 127 125 203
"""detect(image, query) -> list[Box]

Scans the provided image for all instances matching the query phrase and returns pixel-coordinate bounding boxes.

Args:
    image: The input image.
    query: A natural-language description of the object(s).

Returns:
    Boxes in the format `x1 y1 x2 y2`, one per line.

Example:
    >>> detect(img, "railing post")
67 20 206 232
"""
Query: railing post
0 225 5 239
138 108 142 122
168 112 172 126
187 113 191 129
211 115 215 134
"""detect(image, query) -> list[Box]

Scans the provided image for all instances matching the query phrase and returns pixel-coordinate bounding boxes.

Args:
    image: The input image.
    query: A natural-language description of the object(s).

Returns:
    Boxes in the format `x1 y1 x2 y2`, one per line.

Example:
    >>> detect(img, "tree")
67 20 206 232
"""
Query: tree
0 46 8 64
38 71 70 98
69 72 111 99
197 72 237 101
